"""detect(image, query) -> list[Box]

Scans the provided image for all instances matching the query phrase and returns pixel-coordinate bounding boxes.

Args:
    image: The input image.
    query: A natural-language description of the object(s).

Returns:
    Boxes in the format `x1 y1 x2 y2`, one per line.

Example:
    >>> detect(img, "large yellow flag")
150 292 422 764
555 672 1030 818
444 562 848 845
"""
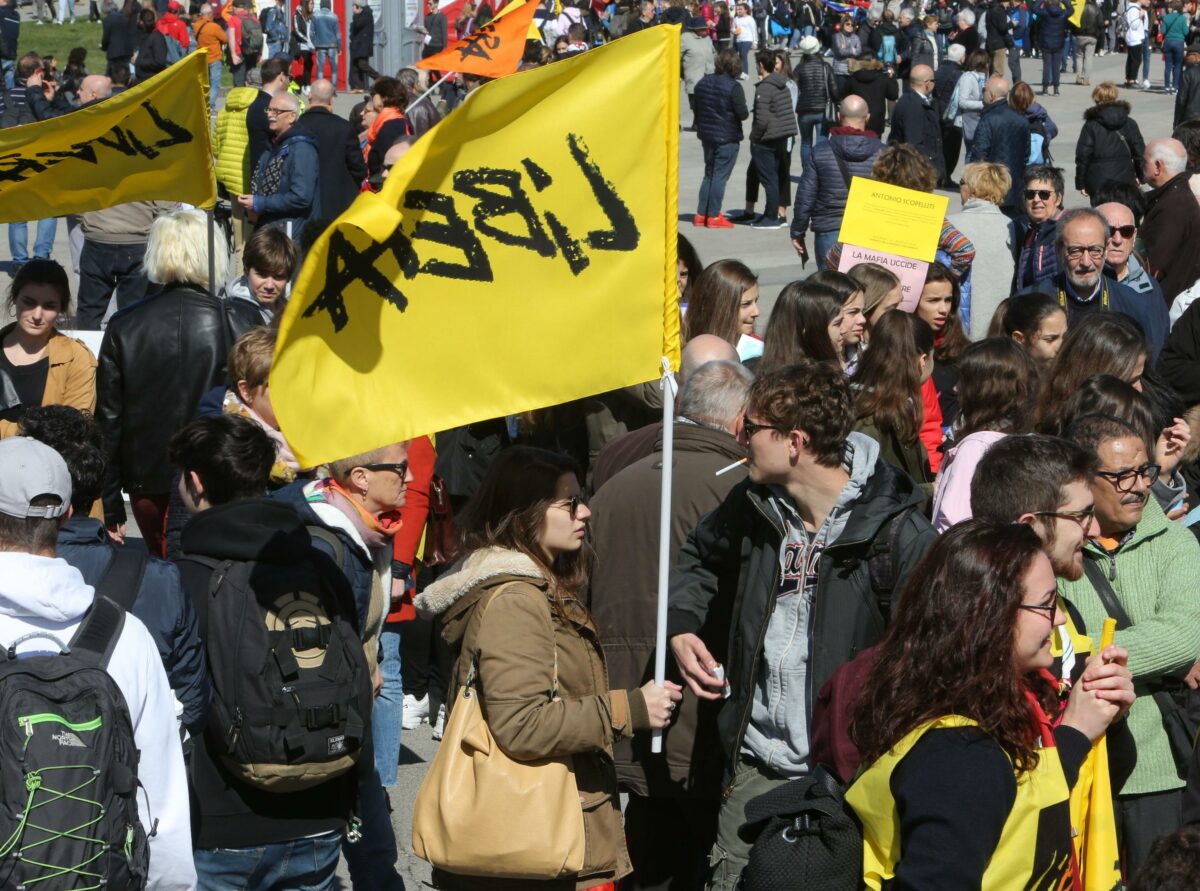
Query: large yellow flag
272 27 682 468
0 51 215 223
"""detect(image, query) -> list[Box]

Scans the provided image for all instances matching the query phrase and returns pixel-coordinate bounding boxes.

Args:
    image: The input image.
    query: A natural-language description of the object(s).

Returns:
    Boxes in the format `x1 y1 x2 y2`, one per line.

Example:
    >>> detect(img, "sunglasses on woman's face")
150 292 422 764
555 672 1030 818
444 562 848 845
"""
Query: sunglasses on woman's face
1024 189 1055 201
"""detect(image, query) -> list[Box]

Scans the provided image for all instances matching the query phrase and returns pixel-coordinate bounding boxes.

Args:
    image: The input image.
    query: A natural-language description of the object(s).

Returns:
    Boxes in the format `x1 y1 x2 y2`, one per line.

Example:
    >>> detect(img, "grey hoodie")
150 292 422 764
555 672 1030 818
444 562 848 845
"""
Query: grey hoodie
741 431 881 775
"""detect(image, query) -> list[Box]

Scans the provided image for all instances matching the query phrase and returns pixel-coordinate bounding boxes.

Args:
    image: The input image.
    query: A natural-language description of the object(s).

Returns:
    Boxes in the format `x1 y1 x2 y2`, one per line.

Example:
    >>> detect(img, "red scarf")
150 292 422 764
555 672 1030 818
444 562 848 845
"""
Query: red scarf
364 106 404 162
1023 670 1083 891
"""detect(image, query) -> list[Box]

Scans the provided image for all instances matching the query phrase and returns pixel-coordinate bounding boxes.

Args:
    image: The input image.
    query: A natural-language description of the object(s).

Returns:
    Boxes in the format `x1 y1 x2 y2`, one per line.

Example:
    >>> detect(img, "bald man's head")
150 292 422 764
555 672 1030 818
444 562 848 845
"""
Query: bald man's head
382 138 415 180
910 64 934 94
79 74 113 104
309 79 335 106
680 334 740 386
839 94 869 128
984 75 1010 102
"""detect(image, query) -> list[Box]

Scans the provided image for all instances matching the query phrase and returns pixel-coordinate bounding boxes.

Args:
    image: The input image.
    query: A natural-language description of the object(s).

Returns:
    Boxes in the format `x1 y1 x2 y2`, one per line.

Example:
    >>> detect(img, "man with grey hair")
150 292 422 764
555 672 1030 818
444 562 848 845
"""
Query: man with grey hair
791 93 884 264
588 359 753 891
238 90 322 238
952 7 980 54
934 41 966 186
973 74 1030 211
1141 137 1200 304
1027 206 1169 355
293 77 366 219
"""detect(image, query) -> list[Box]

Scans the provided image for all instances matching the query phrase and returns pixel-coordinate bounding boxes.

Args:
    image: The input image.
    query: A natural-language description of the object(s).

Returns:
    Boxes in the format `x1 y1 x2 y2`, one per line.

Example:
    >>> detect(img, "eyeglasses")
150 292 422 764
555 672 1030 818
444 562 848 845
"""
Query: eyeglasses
1064 244 1106 261
1110 224 1137 239
362 460 409 478
1024 189 1055 201
266 106 296 116
1017 600 1060 623
552 494 586 519
1031 506 1095 532
742 414 790 439
1095 463 1160 492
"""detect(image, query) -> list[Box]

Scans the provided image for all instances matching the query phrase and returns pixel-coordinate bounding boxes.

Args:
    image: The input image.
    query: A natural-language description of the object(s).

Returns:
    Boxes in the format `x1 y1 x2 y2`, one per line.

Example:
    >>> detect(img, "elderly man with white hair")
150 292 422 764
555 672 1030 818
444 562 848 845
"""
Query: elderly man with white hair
1141 137 1200 305
238 90 322 240
934 41 966 186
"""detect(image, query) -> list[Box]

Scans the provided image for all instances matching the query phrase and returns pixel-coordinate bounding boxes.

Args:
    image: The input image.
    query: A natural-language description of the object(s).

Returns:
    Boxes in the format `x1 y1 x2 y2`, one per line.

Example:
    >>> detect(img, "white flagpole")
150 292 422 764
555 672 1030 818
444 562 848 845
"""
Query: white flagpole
652 357 676 755
406 70 454 113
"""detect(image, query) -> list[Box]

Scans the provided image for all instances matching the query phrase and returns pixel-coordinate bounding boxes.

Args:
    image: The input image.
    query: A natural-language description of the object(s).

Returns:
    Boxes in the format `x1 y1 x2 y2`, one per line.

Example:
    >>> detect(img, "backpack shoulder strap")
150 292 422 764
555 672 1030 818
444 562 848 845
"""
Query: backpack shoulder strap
867 507 914 620
306 524 348 575
69 596 127 670
95 546 148 613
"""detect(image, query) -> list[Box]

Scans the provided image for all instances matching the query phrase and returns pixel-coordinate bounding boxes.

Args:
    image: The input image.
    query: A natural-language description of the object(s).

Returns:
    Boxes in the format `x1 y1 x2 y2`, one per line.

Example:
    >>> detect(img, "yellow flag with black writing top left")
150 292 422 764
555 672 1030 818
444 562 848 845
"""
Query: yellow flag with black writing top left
271 26 682 469
0 51 215 224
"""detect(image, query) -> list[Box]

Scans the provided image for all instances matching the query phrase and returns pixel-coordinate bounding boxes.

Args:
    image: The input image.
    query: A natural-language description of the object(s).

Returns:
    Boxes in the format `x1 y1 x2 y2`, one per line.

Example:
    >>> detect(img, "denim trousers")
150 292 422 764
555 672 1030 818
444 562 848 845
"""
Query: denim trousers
194 830 341 891
374 626 403 787
737 40 752 77
208 60 222 111
1041 49 1063 87
76 239 148 330
8 219 58 265
814 229 839 266
57 0 75 23
315 48 339 81
340 766 406 890
1164 39 1185 90
698 141 739 218
797 111 826 171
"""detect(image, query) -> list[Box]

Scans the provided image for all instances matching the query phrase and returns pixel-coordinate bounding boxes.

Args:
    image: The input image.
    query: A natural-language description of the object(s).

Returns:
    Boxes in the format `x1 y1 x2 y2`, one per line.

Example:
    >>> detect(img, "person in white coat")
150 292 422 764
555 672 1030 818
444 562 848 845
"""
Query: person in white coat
0 437 195 891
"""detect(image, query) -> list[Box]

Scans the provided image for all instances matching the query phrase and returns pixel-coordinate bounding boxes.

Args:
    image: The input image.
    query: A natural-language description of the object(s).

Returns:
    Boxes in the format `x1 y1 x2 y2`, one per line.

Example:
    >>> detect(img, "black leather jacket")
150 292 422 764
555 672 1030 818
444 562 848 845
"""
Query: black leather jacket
96 285 232 525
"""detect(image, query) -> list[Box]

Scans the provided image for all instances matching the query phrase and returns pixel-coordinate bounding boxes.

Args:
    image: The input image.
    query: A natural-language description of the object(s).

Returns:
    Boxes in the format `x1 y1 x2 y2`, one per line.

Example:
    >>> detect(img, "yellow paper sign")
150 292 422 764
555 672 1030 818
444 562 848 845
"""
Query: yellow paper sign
837 177 949 263
0 51 216 223
272 26 682 469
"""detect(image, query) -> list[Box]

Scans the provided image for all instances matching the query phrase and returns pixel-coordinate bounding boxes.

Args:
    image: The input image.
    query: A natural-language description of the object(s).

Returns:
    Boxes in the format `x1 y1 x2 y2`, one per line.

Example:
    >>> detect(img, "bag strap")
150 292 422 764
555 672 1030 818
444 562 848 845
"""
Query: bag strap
465 581 559 698
68 596 127 670
867 507 913 620
95 546 147 613
1082 555 1132 629
832 145 853 190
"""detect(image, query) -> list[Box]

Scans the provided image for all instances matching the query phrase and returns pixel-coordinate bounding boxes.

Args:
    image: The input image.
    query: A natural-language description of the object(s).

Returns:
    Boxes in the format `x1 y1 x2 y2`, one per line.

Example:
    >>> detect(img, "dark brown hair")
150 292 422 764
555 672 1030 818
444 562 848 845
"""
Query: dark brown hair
760 281 843 369
714 47 742 77
243 224 299 278
851 520 1056 773
871 144 938 193
1035 313 1147 431
9 258 71 316
922 262 969 365
955 337 1040 438
748 362 854 468
684 259 757 346
854 311 933 444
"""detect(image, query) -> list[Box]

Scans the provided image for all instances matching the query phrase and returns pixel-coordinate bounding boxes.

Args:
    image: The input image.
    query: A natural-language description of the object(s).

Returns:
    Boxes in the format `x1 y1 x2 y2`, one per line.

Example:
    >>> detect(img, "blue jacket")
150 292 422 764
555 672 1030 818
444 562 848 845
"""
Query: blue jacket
308 6 341 49
693 72 748 145
251 131 322 236
791 128 884 237
974 99 1030 209
1035 1 1073 50
57 517 210 734
1030 273 1169 361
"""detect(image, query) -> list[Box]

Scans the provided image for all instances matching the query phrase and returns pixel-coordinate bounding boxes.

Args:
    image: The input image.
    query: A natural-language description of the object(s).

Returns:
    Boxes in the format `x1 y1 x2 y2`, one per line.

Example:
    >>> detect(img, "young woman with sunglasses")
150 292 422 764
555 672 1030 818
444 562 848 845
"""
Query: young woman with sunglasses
847 520 1133 890
414 446 681 891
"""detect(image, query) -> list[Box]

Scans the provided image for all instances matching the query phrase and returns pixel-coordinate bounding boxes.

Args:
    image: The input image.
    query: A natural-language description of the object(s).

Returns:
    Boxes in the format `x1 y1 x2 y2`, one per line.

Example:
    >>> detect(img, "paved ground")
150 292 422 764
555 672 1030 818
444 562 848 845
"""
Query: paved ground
0 47 1184 888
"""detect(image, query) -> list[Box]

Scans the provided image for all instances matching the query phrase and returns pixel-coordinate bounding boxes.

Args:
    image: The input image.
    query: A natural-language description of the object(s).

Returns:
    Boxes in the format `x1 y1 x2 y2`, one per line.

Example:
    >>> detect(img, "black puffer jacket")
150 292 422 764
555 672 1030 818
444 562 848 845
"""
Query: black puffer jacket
349 6 374 58
694 71 749 145
842 58 899 138
1175 62 1200 129
750 70 798 142
791 128 885 236
96 285 232 524
1074 101 1145 195
794 54 832 115
667 455 936 774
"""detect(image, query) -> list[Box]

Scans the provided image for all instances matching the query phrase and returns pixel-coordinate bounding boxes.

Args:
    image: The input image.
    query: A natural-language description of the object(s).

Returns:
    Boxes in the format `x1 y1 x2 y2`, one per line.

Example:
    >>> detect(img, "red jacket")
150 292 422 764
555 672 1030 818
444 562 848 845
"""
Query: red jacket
385 435 435 623
919 376 944 474
156 11 190 49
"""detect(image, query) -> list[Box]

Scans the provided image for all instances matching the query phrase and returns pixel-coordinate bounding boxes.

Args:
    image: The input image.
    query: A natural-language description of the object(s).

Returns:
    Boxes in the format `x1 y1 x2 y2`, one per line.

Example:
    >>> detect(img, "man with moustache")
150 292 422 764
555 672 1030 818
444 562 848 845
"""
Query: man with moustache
1056 415 1200 874
1027 206 1168 358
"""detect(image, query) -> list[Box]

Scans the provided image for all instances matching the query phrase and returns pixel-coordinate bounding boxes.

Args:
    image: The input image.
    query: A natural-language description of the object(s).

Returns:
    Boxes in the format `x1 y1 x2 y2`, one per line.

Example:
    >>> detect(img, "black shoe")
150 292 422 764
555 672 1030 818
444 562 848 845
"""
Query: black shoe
725 209 755 222
750 216 785 230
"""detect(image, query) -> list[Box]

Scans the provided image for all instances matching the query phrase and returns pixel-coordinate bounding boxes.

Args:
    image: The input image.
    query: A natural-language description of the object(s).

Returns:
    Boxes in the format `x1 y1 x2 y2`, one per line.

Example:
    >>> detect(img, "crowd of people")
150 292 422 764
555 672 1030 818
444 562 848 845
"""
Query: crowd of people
7 0 1200 889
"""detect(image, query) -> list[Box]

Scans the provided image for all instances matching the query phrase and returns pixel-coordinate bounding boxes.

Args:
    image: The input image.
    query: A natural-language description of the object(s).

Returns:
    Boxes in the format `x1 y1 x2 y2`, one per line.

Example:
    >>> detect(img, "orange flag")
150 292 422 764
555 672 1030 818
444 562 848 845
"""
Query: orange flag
416 0 539 78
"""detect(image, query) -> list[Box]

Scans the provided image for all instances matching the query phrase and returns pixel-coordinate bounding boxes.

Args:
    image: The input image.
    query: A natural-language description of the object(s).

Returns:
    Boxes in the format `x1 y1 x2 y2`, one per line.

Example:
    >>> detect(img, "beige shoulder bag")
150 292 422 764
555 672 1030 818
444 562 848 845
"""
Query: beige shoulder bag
411 584 586 879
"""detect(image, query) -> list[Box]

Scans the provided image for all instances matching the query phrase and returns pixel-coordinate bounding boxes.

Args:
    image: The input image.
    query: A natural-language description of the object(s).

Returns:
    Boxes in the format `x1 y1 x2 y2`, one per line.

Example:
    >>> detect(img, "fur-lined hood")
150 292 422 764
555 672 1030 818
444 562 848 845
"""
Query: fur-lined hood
1084 100 1132 127
849 57 885 74
413 546 545 620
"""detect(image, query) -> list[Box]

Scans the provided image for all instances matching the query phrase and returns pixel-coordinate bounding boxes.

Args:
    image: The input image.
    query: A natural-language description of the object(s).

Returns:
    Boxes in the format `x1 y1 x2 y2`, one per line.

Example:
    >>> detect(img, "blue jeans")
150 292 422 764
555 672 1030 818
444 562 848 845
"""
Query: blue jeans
737 40 752 77
698 141 739 218
814 229 839 267
340 767 405 890
315 48 339 82
56 0 75 23
2 59 13 91
798 111 825 172
208 60 222 111
194 830 341 891
8 219 57 265
374 627 402 787
1165 38 1184 89
1143 40 1152 81
267 40 286 59
1041 49 1062 88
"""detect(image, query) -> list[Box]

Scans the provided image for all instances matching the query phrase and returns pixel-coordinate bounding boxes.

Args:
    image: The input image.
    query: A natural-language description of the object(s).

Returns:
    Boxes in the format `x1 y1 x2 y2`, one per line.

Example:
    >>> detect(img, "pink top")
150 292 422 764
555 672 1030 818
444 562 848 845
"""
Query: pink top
931 431 1008 533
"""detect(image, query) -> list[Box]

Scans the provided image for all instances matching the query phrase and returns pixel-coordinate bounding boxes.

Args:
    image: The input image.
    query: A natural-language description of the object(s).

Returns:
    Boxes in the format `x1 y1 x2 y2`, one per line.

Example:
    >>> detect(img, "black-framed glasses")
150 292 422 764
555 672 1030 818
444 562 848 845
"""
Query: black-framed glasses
742 414 790 439
1017 600 1060 623
1031 506 1096 532
362 461 409 478
1095 463 1160 492
266 106 296 116
553 494 585 519
1024 189 1055 201
1064 244 1106 261
1111 224 1137 239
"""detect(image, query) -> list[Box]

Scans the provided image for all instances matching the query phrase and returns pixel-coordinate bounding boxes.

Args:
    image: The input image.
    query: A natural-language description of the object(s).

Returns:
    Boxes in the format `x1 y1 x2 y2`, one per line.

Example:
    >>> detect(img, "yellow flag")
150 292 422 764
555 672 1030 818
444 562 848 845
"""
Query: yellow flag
1070 618 1122 891
0 51 215 224
491 0 542 42
272 27 681 468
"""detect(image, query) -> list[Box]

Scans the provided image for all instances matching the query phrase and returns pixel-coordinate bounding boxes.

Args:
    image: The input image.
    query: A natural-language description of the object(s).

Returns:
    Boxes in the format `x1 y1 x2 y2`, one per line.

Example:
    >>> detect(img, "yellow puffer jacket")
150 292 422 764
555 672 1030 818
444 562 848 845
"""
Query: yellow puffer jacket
212 86 259 195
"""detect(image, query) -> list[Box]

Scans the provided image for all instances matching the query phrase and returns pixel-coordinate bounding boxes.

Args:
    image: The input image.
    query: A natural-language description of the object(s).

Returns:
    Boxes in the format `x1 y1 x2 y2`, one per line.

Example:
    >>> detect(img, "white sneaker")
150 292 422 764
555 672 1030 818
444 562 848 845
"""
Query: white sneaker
402 693 429 729
431 703 446 741
1143 79 1151 89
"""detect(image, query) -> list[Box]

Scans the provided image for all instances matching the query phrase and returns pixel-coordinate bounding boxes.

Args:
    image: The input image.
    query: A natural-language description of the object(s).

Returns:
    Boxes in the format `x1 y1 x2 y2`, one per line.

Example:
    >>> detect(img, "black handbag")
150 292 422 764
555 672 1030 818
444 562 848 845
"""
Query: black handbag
739 765 861 891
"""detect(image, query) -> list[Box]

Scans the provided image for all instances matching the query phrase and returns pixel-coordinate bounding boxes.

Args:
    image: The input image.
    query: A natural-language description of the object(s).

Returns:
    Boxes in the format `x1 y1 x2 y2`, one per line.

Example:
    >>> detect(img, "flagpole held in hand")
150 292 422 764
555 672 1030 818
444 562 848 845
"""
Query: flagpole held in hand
652 357 677 755
406 70 454 114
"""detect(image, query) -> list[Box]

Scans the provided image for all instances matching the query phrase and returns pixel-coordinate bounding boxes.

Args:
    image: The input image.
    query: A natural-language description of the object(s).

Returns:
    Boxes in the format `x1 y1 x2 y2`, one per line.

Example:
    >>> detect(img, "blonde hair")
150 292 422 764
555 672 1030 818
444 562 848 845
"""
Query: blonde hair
847 262 901 315
143 208 230 291
1092 81 1119 104
961 162 1012 206
228 326 277 390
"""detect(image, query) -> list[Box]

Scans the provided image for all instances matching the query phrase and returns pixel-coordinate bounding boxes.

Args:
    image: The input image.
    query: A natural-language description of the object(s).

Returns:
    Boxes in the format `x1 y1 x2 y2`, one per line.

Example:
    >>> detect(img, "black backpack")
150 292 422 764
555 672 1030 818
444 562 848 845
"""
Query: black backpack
182 550 372 793
239 10 264 58
0 597 150 890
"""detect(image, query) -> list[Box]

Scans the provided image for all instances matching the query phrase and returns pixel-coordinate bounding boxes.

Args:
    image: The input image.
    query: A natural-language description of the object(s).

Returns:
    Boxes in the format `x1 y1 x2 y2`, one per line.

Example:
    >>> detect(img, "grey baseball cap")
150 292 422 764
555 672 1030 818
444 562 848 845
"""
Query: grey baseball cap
0 437 72 520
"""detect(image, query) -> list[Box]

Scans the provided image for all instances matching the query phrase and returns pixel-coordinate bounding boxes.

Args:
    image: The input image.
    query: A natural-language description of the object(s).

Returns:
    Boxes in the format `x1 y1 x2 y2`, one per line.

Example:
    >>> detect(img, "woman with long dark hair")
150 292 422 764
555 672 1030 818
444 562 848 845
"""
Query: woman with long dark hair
915 262 969 426
1002 290 1068 367
684 259 761 356
852 311 936 501
808 269 867 372
930 338 1039 531
847 521 1133 890
414 446 680 890
1035 311 1147 430
758 280 844 370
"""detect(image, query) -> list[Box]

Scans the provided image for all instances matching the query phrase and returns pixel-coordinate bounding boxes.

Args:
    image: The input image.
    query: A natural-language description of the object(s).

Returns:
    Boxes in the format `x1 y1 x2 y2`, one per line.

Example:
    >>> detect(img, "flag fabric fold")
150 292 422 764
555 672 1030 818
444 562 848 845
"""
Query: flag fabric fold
272 26 682 469
417 0 540 77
